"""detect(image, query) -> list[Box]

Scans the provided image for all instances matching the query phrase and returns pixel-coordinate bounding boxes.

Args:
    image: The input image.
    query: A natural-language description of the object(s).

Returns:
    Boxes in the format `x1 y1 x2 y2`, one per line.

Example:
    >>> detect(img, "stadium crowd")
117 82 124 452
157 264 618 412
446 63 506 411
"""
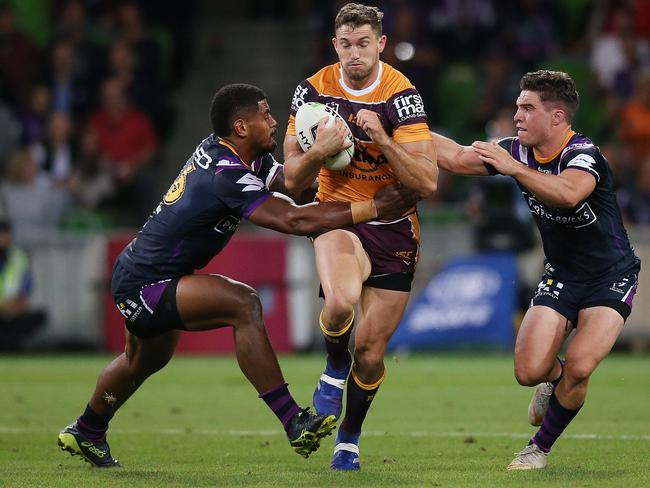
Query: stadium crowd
0 0 195 243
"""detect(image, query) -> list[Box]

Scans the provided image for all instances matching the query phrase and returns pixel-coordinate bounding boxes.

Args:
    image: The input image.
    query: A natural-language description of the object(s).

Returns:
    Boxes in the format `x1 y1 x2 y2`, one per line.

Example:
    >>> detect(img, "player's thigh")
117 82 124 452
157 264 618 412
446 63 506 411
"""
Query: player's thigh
176 274 260 330
314 229 371 303
565 306 624 380
514 306 572 376
125 328 181 373
354 287 410 356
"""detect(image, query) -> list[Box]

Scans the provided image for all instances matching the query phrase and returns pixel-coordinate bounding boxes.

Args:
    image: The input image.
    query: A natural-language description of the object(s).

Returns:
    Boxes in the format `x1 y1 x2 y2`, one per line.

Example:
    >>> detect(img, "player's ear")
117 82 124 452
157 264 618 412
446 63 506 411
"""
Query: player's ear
378 34 386 53
233 118 247 137
552 109 564 126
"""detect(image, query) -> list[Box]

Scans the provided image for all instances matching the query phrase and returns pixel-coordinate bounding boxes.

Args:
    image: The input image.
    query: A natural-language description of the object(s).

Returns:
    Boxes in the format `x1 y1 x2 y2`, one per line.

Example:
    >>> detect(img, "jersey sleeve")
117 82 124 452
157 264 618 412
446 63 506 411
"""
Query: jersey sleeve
212 169 272 219
483 137 517 175
561 145 603 183
286 81 319 136
385 88 432 143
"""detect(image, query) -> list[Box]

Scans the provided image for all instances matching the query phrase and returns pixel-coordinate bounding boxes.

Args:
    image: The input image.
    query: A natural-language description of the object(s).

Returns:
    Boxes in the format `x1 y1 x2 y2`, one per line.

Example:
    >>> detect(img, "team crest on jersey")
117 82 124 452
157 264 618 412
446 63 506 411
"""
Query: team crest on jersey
349 141 388 173
164 163 195 205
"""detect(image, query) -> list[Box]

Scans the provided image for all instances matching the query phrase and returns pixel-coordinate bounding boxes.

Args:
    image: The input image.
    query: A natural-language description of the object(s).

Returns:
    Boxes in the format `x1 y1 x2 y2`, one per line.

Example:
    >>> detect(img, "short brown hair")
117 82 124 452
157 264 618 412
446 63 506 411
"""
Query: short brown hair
334 3 383 37
520 70 580 122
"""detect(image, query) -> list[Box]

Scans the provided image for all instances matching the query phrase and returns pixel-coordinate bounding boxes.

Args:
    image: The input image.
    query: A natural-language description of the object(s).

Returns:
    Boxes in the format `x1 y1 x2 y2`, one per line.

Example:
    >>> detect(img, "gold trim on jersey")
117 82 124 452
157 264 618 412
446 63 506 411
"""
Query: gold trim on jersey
218 138 250 167
534 129 576 163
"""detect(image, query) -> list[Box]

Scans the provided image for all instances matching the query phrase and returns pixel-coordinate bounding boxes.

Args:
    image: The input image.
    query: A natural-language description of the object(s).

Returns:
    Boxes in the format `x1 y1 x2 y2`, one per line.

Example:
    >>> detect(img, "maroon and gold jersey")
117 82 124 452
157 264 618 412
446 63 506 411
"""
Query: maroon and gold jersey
287 62 432 206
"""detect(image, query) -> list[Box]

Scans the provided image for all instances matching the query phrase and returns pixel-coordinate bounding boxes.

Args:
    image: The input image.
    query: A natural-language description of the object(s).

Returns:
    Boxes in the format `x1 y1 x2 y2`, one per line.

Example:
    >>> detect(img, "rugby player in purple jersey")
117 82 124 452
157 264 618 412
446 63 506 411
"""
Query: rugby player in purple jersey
57 83 417 468
432 70 640 470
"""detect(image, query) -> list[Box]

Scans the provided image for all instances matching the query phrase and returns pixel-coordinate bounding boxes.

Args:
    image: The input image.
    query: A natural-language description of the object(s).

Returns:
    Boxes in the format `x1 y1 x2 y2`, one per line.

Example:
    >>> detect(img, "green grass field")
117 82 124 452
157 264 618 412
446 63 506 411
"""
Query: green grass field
1 353 648 487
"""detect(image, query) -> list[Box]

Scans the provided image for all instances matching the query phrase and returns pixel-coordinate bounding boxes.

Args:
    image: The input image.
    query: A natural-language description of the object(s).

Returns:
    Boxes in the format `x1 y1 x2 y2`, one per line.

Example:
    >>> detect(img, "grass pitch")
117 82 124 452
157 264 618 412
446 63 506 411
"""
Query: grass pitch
1 353 648 487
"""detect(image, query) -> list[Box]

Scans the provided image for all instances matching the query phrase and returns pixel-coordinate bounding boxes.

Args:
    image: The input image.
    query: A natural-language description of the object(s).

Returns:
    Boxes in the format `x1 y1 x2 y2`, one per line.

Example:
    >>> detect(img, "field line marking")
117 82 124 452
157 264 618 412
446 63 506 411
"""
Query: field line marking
3 426 649 441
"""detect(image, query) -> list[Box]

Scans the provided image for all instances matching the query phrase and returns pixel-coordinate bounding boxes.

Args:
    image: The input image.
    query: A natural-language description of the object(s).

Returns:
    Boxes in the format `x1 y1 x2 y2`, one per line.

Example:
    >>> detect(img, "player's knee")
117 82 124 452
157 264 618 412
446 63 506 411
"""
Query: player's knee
514 365 545 387
353 343 385 372
564 359 595 385
234 288 264 327
323 294 355 326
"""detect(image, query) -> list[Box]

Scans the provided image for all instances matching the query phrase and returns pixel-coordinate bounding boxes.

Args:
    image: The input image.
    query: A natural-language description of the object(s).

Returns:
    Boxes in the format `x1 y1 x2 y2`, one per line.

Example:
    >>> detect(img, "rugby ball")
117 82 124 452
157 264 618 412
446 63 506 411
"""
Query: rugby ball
295 102 354 170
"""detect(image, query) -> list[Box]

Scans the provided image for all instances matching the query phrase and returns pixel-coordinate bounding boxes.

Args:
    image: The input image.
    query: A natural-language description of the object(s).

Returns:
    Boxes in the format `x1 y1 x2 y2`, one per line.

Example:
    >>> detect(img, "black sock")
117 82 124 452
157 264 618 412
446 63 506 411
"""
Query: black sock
77 404 113 442
340 365 384 435
551 357 565 386
320 311 354 370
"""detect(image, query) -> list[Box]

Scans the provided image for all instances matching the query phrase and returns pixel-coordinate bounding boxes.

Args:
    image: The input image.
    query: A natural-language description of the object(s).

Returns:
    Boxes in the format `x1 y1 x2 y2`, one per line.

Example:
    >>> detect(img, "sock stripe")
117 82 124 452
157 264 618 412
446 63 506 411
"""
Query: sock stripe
319 311 354 337
350 366 385 390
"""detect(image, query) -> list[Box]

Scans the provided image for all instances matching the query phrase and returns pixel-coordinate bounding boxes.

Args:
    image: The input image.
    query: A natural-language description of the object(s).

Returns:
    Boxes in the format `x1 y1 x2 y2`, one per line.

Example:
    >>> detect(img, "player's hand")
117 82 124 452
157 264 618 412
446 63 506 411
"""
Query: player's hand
472 141 520 176
314 116 353 159
356 109 390 146
373 183 419 220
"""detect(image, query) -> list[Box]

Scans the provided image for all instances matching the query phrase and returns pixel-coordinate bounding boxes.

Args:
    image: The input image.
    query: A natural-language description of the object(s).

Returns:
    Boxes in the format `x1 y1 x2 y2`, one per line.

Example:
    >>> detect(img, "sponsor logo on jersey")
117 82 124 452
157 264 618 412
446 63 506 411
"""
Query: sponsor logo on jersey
213 215 240 235
291 85 309 111
525 193 597 228
392 93 425 122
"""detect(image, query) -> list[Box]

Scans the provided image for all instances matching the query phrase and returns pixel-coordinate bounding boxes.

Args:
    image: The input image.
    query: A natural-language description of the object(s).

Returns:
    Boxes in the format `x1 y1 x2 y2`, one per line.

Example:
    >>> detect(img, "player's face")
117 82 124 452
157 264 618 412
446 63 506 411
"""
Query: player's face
333 24 386 84
513 90 555 147
247 100 278 154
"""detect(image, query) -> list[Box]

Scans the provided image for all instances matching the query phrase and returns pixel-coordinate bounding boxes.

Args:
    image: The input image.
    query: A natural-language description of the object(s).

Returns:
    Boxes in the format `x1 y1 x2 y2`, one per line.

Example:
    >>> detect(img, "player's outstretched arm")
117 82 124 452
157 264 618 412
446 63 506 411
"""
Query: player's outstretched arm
248 184 417 236
356 109 437 197
282 118 351 198
431 131 489 176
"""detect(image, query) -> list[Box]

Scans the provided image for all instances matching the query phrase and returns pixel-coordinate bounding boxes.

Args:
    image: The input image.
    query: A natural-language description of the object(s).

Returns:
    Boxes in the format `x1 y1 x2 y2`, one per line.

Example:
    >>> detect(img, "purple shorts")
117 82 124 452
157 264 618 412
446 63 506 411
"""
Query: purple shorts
531 271 638 326
341 214 420 292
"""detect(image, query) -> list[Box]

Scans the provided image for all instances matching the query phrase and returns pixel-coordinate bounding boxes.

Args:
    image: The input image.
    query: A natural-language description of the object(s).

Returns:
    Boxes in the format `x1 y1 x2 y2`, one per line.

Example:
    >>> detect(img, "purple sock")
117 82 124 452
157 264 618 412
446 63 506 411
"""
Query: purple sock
531 391 581 453
77 404 113 442
259 383 300 432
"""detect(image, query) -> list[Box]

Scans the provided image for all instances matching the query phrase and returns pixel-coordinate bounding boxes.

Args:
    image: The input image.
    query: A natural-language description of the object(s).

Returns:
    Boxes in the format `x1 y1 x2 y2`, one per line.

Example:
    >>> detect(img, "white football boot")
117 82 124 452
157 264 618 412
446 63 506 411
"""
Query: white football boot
507 443 548 470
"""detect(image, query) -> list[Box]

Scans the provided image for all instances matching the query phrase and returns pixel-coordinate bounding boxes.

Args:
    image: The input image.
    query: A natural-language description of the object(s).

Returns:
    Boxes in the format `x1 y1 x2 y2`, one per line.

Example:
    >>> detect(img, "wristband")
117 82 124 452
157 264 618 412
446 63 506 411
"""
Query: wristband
351 200 378 224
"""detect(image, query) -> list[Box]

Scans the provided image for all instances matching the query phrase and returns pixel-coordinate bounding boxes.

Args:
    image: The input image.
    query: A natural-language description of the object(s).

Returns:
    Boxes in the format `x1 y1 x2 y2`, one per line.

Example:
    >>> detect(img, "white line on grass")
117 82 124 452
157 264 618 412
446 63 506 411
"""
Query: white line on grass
2 426 649 441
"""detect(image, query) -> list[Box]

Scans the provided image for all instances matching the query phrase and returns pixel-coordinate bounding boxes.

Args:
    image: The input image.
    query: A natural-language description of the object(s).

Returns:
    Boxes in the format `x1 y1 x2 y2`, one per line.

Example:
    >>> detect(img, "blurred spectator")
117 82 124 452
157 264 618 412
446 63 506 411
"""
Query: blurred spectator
67 127 115 210
0 97 20 171
590 5 650 94
0 149 70 246
88 77 157 222
619 70 650 161
619 154 650 224
105 38 165 129
426 0 500 60
0 3 40 109
508 0 561 70
44 39 93 118
0 218 46 352
30 112 76 185
382 4 440 114
18 84 50 146
89 78 157 185
115 2 161 83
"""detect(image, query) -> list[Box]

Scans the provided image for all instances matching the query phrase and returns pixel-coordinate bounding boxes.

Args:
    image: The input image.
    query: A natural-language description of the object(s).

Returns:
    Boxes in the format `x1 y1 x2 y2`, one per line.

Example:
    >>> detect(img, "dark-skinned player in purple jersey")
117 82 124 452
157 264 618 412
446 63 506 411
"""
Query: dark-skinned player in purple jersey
432 70 640 470
57 83 417 468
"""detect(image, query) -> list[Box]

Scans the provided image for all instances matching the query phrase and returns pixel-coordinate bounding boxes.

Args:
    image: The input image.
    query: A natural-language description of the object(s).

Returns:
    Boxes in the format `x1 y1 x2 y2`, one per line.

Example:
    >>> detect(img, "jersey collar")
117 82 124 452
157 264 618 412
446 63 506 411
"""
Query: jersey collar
533 129 576 164
338 61 383 96
218 137 251 168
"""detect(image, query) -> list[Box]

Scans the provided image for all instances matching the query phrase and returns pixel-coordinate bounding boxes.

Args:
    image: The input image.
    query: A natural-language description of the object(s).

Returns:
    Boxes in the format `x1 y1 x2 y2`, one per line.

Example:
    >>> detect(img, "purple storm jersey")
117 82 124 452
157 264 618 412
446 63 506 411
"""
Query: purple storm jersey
113 135 282 295
488 132 640 284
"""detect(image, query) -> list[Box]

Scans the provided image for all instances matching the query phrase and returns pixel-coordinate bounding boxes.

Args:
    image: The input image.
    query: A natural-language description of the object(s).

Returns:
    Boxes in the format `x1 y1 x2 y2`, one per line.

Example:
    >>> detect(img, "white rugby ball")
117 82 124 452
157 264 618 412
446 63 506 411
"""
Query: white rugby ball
295 101 354 170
